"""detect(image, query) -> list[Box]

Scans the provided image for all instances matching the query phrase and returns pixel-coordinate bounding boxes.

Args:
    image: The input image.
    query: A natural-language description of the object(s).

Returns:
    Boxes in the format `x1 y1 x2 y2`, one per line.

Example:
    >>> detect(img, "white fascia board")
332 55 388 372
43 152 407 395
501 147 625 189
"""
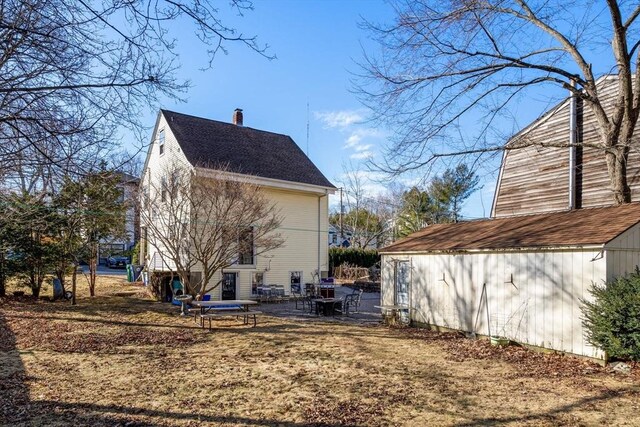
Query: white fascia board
379 244 605 256
194 167 336 195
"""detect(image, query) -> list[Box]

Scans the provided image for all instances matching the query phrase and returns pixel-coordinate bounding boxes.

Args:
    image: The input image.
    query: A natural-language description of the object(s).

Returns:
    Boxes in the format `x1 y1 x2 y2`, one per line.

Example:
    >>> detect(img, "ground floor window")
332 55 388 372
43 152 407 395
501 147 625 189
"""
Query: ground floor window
252 272 264 295
290 271 302 293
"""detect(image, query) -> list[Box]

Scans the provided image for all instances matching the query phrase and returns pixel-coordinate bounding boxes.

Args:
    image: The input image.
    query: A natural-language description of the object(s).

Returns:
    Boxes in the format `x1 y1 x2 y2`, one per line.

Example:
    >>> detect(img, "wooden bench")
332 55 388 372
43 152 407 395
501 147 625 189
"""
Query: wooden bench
191 305 242 323
199 310 262 329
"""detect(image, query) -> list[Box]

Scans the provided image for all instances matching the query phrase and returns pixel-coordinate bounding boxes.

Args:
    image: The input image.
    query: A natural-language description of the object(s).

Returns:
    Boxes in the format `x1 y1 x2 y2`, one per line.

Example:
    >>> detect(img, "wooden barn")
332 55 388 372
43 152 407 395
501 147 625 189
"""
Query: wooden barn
379 204 640 361
493 75 640 217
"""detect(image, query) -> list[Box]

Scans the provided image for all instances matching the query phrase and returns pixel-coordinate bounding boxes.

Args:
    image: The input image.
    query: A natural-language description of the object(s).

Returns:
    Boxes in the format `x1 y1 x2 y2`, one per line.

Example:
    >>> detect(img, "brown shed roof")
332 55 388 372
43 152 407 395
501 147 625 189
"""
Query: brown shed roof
381 203 640 253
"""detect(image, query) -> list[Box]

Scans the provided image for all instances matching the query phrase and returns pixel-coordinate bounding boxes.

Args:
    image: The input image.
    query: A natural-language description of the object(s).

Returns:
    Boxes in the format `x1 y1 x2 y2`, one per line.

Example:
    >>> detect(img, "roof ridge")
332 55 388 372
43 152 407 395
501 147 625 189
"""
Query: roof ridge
160 109 293 140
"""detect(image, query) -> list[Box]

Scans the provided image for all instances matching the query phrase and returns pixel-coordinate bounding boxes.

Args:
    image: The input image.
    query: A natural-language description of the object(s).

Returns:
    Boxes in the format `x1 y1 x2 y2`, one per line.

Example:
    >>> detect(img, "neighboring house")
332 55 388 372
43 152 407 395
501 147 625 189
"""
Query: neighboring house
98 172 139 263
327 224 353 248
380 203 640 361
380 78 640 361
493 76 640 217
140 109 335 300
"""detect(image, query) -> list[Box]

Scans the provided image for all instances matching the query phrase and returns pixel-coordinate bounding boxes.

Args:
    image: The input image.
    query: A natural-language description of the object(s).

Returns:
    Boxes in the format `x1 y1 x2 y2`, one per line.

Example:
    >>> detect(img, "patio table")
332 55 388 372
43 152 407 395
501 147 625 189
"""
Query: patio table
191 299 257 314
314 298 342 316
190 300 260 328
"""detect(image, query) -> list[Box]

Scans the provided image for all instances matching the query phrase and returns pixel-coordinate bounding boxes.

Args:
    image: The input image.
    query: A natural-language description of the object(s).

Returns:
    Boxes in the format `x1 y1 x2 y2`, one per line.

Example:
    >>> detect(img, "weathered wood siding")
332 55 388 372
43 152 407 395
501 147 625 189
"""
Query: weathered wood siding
494 78 640 217
381 250 607 360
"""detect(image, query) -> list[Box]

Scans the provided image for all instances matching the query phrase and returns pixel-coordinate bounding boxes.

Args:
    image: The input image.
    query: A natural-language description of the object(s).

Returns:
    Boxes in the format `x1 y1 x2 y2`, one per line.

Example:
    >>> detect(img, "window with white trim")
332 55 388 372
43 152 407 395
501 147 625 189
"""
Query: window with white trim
238 227 254 265
158 129 165 155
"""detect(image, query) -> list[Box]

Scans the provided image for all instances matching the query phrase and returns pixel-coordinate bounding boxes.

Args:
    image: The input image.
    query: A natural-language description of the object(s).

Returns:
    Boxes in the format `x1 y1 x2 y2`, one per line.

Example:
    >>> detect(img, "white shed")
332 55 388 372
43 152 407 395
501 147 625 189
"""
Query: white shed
379 204 640 361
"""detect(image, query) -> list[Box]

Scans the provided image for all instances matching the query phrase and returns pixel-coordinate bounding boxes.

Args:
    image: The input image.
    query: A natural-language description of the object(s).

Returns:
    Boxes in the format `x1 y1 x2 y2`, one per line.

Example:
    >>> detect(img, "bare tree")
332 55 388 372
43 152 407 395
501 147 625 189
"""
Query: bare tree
357 1 640 204
0 0 271 184
140 164 284 299
333 164 391 248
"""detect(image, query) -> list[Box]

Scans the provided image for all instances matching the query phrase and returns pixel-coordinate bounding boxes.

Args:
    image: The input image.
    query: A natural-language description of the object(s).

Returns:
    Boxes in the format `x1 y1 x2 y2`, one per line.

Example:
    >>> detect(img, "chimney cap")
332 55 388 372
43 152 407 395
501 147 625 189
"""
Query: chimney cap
234 108 243 112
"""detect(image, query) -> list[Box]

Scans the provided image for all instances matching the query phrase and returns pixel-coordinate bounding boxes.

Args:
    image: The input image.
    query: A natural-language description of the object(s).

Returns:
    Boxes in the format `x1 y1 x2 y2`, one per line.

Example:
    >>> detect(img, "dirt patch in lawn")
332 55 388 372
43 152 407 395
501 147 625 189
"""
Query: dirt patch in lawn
2 277 640 426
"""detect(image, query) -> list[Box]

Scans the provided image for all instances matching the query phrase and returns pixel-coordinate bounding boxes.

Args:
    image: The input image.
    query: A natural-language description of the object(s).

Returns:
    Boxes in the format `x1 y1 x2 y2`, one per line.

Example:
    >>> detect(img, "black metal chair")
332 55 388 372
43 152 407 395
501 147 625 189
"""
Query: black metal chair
335 289 363 316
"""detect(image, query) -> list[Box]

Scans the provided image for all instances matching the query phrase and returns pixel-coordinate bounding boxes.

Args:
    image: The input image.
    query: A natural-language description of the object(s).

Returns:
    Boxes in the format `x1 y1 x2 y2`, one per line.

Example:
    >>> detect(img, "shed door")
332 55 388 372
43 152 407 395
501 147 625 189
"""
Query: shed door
395 261 410 306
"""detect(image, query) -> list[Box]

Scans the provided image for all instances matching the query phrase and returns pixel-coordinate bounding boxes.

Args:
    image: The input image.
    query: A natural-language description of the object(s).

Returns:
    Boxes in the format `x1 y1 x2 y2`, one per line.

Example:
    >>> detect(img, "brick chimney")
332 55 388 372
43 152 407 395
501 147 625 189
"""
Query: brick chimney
233 108 243 126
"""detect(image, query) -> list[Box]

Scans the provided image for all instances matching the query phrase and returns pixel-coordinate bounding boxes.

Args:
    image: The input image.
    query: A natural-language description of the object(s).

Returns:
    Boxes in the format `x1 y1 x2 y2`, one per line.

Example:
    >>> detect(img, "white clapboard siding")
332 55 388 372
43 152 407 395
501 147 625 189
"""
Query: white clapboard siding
207 187 329 301
141 112 331 301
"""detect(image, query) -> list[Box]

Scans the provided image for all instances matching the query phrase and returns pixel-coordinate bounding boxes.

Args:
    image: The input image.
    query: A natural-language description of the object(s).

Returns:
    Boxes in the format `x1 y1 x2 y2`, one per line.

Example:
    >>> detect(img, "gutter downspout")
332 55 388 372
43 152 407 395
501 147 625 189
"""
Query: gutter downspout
569 80 577 210
317 193 322 280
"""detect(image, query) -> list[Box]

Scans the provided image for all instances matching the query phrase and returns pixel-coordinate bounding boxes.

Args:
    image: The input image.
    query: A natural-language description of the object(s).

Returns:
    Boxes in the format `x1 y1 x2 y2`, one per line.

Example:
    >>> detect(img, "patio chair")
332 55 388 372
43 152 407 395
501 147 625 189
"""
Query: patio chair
335 289 363 316
304 283 315 297
291 286 304 302
346 289 363 314
295 294 314 312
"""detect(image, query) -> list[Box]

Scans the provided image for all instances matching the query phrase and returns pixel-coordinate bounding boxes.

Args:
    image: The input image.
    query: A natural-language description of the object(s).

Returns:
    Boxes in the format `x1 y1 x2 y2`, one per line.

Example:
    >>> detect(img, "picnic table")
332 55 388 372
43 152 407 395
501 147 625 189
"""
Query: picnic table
190 300 260 328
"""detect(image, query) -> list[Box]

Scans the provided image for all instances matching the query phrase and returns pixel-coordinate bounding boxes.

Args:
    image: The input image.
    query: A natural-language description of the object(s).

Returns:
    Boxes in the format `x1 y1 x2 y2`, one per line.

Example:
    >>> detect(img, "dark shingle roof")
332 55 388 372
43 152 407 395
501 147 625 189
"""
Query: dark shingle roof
381 203 640 253
161 110 335 188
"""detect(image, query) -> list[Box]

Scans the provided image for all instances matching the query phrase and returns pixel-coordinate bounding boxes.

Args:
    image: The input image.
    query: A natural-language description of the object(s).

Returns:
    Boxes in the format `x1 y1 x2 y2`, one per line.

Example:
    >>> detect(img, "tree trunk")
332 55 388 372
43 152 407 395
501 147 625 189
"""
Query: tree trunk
71 263 77 305
0 252 5 298
31 275 41 299
56 262 66 294
606 147 631 204
89 243 97 297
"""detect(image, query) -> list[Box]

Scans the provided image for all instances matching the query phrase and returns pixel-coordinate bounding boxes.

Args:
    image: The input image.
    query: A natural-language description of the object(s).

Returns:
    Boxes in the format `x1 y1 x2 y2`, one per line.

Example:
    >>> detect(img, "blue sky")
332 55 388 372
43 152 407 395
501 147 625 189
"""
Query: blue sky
136 0 555 219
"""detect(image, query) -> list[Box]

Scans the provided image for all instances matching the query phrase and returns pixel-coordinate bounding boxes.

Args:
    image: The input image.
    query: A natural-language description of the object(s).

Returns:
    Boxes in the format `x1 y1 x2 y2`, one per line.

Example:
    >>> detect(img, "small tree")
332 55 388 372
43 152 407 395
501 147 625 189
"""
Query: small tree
1 193 57 298
52 177 91 304
330 208 386 249
334 163 393 248
396 164 480 237
582 269 640 361
140 164 284 299
82 171 127 297
430 164 481 222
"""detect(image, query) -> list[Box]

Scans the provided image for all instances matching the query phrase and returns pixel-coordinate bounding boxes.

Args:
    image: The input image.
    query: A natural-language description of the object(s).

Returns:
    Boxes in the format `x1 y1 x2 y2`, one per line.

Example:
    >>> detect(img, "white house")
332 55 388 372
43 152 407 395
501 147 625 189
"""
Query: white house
140 108 336 300
98 172 139 264
379 204 640 361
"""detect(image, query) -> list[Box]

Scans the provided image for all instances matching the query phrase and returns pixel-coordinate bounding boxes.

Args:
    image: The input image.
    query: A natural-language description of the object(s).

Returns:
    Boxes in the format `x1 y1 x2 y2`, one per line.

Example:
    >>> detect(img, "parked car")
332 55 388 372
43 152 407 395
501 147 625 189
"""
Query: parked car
107 255 129 268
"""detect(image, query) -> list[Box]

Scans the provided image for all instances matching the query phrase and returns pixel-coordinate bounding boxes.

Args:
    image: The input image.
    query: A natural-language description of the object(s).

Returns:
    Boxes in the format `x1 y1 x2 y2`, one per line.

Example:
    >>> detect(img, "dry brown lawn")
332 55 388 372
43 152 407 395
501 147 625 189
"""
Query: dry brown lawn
1 276 640 427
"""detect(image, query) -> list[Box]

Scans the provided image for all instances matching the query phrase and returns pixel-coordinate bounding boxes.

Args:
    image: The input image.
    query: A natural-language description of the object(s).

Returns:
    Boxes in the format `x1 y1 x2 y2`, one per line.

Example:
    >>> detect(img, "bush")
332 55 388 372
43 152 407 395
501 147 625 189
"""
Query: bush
130 242 140 265
582 268 640 361
329 247 379 277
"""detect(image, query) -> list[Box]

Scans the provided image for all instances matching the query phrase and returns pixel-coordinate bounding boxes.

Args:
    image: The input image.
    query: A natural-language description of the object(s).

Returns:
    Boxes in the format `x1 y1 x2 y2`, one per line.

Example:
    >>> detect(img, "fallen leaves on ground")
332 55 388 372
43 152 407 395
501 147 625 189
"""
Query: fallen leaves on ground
402 327 640 386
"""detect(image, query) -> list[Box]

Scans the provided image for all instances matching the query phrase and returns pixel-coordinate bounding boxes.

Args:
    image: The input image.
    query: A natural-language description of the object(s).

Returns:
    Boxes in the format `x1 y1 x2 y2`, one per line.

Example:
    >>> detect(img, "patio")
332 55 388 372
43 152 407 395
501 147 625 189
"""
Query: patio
254 285 382 324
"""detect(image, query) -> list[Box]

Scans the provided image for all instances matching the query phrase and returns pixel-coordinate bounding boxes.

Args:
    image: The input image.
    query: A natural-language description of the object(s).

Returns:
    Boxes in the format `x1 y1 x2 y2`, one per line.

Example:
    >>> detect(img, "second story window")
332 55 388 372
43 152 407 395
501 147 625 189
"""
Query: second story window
158 129 165 155
238 227 254 265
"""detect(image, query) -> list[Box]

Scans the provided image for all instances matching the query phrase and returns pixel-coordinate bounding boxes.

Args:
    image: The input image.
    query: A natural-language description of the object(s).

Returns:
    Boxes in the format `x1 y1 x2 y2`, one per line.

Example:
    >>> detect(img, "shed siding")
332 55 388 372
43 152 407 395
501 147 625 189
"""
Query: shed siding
382 250 606 359
605 223 640 281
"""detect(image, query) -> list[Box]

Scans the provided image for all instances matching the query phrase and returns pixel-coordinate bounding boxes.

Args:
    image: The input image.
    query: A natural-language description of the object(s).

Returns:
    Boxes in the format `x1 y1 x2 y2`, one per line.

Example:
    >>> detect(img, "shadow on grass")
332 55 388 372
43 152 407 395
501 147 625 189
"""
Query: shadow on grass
2 311 408 345
453 387 638 426
29 399 351 427
0 310 30 425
